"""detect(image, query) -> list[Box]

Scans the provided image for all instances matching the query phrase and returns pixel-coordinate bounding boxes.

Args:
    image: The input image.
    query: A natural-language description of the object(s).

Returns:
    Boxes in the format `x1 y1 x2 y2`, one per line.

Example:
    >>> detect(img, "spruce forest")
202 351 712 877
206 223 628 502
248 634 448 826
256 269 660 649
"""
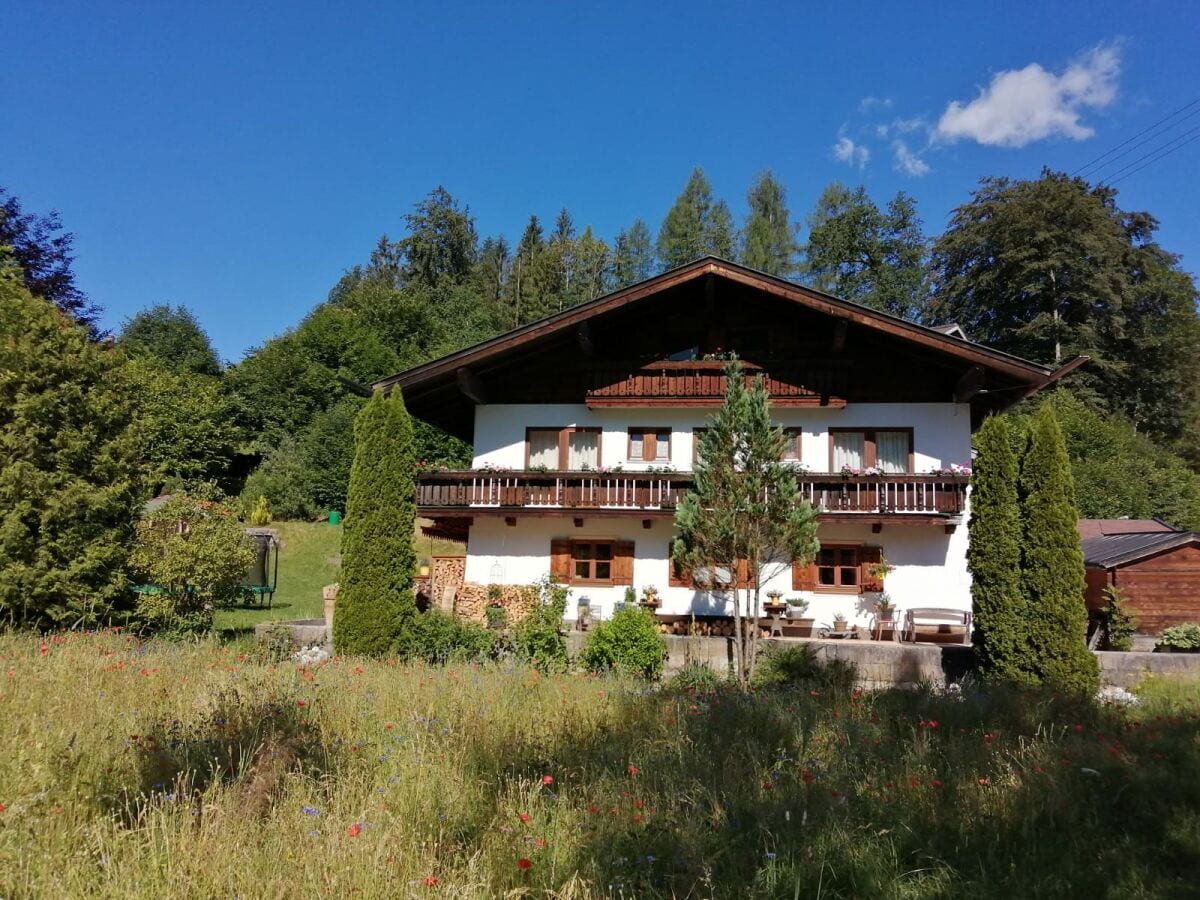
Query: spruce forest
4 167 1199 530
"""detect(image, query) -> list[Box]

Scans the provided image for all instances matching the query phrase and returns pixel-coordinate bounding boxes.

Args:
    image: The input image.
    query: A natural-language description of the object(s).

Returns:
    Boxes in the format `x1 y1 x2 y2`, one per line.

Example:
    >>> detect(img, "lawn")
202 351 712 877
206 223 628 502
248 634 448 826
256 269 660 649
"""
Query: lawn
1 634 1198 898
215 520 464 635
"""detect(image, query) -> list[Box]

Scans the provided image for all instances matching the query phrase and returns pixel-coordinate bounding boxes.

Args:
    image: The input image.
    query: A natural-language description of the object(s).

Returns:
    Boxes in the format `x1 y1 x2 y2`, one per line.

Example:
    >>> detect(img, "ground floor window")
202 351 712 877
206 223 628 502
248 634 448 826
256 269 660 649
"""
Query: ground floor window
551 538 633 586
817 546 859 589
794 544 884 593
573 541 614 583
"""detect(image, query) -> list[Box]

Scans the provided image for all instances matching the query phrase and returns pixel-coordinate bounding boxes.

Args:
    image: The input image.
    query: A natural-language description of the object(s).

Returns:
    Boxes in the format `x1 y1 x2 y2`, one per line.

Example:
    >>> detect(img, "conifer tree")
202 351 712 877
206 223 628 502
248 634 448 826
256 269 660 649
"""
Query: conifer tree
741 171 797 276
333 388 418 656
1018 403 1100 693
673 360 820 685
612 219 655 287
969 415 1034 684
0 271 143 626
657 168 736 269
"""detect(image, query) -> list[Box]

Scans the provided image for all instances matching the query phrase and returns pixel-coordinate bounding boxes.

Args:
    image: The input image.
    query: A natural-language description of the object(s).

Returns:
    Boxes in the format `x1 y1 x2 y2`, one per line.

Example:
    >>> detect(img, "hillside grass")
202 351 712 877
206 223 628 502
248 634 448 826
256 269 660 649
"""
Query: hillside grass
1 633 1198 898
215 520 464 635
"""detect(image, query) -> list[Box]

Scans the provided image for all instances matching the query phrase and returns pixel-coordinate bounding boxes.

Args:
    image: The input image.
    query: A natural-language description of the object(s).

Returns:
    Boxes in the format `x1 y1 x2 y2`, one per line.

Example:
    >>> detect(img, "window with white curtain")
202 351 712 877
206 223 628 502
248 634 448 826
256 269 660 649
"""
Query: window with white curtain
567 430 599 469
832 431 866 470
875 431 909 473
527 429 559 468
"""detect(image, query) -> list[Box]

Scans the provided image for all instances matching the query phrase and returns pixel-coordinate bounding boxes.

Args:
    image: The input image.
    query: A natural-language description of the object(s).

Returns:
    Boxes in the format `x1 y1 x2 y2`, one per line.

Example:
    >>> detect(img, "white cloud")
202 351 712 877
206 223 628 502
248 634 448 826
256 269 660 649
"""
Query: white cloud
875 116 929 139
892 140 931 176
832 134 870 168
859 96 893 112
934 45 1120 147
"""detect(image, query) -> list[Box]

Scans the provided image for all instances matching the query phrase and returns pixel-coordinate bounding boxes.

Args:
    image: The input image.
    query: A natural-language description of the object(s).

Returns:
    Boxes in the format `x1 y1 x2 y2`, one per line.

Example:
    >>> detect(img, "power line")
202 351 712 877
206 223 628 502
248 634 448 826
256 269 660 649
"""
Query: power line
1079 105 1200 180
1072 96 1200 178
1097 122 1200 183
1104 129 1200 186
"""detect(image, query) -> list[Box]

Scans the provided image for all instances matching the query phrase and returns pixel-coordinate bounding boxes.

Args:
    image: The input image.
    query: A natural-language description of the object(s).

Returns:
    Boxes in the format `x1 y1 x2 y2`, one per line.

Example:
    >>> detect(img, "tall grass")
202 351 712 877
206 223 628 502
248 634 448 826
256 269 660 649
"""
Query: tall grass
1 632 1197 897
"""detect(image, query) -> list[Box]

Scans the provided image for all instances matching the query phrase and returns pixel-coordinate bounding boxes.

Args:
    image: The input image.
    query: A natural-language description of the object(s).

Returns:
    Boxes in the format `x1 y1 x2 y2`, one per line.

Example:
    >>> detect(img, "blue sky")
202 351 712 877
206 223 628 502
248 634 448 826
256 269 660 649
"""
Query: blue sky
4 0 1199 362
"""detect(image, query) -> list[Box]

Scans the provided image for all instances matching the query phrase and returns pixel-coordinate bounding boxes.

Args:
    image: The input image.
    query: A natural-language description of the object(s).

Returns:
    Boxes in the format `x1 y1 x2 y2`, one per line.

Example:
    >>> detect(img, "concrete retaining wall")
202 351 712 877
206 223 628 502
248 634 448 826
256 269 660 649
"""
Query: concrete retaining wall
1095 649 1200 687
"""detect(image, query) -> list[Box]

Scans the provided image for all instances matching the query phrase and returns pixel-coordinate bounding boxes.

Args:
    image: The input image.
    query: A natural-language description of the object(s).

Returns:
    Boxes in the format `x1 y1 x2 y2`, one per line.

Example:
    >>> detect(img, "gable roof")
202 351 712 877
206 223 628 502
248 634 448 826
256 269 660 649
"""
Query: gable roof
377 257 1084 437
1082 530 1200 569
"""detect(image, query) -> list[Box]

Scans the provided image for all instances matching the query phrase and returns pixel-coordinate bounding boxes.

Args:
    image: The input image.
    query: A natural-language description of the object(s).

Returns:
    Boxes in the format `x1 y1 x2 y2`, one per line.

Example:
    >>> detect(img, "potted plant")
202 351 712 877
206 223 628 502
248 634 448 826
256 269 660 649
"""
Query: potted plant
763 590 787 614
785 596 810 619
875 593 896 622
639 585 660 608
832 611 849 633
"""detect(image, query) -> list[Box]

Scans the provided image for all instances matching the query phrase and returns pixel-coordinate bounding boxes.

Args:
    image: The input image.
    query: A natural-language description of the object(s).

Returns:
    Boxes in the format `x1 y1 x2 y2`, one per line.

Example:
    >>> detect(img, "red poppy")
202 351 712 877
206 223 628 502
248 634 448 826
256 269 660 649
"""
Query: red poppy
517 858 532 870
932 779 944 789
347 823 362 837
296 700 306 707
977 778 990 787
518 813 530 823
424 876 438 886
635 799 644 809
535 838 547 849
628 765 639 775
0 803 6 813
541 775 554 786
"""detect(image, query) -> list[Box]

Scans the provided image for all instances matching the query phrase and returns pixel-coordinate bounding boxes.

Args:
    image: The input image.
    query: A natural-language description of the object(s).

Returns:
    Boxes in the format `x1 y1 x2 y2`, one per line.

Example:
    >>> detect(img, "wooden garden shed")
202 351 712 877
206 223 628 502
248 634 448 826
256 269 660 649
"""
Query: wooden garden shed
1079 519 1200 635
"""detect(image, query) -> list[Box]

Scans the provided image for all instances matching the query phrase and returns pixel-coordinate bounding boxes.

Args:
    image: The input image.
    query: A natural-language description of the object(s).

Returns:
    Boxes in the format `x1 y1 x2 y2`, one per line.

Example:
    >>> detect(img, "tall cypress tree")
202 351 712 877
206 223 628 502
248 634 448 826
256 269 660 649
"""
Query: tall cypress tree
741 171 796 276
969 415 1034 684
1018 403 1099 693
333 388 418 656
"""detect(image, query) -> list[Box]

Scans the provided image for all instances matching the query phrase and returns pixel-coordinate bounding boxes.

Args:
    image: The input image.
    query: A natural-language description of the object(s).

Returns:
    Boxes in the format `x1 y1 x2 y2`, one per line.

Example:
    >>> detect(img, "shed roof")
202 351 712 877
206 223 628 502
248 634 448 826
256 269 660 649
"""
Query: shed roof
1077 518 1178 539
1081 531 1200 569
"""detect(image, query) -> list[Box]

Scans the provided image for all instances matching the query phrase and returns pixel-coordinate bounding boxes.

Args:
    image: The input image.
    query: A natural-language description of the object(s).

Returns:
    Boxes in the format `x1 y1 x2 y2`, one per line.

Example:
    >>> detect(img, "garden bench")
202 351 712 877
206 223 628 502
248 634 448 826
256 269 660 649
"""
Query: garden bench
902 607 972 644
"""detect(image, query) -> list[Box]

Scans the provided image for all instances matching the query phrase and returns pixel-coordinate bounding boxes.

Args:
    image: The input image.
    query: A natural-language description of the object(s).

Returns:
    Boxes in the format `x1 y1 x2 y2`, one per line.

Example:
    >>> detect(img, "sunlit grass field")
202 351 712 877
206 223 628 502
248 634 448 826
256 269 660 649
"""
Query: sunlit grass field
1 632 1198 898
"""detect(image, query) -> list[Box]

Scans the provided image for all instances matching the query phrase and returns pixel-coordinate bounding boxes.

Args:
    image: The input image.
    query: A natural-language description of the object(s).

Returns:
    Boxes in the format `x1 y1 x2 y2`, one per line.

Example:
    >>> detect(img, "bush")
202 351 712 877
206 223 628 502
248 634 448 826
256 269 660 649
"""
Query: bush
581 605 667 679
751 643 856 692
513 576 570 671
1101 585 1138 651
248 495 272 526
128 494 256 635
401 611 497 664
239 437 319 521
667 659 725 693
1156 623 1200 651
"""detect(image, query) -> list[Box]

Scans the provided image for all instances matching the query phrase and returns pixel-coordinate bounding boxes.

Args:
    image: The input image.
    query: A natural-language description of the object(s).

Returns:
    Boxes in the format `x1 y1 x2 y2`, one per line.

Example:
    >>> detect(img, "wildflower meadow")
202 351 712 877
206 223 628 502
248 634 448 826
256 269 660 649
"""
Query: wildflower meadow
1 631 1198 898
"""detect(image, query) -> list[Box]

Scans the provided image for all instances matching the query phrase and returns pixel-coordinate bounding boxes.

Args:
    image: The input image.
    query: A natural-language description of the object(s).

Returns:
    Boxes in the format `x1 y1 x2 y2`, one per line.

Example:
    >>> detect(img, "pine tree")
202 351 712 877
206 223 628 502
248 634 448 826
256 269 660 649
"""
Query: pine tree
673 360 820 685
0 271 143 627
612 219 655 287
969 415 1034 684
1018 403 1100 693
656 168 735 269
333 388 418 656
741 171 797 276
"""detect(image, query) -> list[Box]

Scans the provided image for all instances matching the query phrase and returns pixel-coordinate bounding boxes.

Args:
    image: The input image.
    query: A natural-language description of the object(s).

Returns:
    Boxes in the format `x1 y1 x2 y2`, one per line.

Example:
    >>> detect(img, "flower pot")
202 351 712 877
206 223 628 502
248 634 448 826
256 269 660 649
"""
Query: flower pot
877 609 895 622
833 620 848 633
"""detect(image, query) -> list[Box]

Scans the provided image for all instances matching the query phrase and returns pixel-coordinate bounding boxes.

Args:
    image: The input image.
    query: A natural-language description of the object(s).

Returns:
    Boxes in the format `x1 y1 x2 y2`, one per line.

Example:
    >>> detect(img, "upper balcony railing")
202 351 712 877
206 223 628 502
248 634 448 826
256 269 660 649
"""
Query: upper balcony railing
417 470 969 517
584 360 847 407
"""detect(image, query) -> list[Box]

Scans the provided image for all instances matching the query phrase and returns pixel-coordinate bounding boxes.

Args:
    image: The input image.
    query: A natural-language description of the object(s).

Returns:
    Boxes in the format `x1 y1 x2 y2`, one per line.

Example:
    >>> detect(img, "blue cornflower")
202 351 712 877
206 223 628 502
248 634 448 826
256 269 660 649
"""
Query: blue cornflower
301 805 321 816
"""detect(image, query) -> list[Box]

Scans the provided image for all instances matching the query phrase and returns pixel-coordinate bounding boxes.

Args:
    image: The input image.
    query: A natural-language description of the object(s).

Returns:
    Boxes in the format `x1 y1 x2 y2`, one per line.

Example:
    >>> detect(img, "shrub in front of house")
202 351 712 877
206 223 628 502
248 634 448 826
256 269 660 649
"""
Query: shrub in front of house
751 642 855 692
399 610 498 664
513 576 570 671
580 605 667 679
1156 623 1200 652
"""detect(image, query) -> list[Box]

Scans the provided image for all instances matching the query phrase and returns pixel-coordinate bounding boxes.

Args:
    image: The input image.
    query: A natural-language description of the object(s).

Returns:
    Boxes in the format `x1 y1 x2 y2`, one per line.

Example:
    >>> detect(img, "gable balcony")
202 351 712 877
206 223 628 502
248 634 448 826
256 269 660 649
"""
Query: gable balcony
417 469 969 527
583 359 847 408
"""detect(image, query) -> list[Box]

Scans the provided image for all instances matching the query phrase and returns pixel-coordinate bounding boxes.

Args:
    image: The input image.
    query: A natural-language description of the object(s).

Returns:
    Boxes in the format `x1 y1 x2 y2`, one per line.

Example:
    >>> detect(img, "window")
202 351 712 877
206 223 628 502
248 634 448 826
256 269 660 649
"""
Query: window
572 541 614 583
829 429 912 473
782 427 803 461
817 546 859 590
670 558 755 589
628 427 671 462
525 427 601 470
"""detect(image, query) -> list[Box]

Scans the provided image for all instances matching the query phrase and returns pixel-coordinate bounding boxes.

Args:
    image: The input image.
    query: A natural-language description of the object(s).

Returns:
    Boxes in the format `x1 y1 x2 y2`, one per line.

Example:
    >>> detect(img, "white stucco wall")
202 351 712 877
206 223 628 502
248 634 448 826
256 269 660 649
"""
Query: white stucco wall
464 512 971 628
471 403 973 473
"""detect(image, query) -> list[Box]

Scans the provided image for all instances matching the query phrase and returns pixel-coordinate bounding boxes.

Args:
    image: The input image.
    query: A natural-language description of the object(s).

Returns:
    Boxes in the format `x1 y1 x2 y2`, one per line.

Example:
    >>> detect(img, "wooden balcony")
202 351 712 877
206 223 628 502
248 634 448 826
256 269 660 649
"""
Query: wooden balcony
417 470 969 523
584 360 846 408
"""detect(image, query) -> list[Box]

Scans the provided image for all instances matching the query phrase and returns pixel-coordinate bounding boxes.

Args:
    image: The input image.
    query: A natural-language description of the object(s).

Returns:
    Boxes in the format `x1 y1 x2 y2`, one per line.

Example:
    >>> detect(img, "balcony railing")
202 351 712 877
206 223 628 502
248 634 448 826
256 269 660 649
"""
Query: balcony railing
584 360 846 407
417 470 969 517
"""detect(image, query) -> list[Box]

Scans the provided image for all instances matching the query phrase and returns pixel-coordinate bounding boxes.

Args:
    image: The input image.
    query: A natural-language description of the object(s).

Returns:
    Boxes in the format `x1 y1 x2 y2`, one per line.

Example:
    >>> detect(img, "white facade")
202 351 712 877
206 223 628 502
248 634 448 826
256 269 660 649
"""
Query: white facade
461 402 973 628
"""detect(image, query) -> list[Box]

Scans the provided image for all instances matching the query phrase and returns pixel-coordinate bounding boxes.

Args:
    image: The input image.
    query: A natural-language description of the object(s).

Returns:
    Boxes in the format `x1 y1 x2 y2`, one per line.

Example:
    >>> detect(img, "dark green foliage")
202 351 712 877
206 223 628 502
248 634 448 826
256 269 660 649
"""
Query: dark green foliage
969 415 1033 684
673 360 821 685
333 389 418 656
667 659 726 692
238 437 319 521
1043 390 1200 531
1100 586 1137 652
1155 623 1200 651
118 304 222 375
512 576 569 671
580 605 667 679
656 168 735 269
751 642 856 692
741 171 796 276
612 219 655 287
0 275 143 626
0 186 99 329
800 182 928 319
395 186 479 287
400 610 497 663
300 396 364 514
1018 404 1099 693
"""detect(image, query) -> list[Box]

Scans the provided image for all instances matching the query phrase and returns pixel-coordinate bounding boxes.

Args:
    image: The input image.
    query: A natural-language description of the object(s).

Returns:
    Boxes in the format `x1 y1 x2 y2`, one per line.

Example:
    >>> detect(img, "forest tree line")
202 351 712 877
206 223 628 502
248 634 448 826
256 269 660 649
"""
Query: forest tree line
3 167 1199 531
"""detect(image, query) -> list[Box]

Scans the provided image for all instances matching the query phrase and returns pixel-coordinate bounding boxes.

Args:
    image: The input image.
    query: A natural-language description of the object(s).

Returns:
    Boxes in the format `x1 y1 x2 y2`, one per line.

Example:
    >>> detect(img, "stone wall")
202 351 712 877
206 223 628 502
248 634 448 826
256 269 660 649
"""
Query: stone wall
454 582 541 624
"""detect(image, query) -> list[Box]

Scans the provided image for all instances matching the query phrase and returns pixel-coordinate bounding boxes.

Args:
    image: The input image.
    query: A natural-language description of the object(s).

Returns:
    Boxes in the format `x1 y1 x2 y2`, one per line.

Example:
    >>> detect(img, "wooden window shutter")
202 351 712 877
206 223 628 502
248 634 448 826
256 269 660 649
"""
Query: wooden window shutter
793 559 817 591
550 539 573 584
669 557 691 588
737 559 756 588
860 545 885 592
613 541 635 586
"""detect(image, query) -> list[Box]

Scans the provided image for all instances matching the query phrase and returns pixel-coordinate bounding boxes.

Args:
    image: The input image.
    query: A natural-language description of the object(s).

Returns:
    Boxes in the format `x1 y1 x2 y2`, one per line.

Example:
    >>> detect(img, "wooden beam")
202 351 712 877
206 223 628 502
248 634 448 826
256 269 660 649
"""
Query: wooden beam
642 519 652 529
505 516 517 527
576 321 595 357
871 522 883 534
953 365 986 403
831 320 848 354
455 367 487 405
573 517 584 528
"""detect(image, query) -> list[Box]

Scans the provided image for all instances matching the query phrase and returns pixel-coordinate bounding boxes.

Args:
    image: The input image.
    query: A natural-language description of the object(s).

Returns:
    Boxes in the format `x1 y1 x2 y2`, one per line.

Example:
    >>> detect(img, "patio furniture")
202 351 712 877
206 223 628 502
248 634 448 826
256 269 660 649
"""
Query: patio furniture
901 608 972 644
